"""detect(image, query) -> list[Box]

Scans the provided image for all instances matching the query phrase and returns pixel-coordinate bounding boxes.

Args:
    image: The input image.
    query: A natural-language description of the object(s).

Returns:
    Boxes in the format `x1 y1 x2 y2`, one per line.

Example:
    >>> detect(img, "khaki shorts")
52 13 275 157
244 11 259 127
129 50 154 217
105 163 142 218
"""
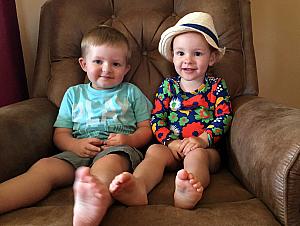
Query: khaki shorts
53 145 143 171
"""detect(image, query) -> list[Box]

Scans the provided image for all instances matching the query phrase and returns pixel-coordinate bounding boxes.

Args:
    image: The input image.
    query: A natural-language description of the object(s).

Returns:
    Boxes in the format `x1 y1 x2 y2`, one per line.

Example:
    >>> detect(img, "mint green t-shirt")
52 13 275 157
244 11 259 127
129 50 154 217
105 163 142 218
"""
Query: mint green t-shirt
54 82 153 139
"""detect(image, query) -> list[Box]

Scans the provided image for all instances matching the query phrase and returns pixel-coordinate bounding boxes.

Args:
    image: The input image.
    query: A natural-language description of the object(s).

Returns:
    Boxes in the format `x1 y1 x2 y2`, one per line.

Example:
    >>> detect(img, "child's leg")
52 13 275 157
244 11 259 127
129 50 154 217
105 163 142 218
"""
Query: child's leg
109 144 178 206
174 148 220 209
0 157 74 214
73 153 130 226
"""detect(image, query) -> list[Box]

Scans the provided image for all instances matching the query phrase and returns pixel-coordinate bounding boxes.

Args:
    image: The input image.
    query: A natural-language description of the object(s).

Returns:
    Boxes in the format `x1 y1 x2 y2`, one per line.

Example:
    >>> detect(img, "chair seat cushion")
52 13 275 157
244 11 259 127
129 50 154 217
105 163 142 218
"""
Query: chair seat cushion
0 169 279 225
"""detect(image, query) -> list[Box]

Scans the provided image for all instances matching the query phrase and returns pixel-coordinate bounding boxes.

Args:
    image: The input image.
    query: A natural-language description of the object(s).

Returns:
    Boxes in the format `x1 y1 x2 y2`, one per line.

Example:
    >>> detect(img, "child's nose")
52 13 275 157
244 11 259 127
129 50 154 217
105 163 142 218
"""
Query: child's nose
183 55 193 64
102 62 111 72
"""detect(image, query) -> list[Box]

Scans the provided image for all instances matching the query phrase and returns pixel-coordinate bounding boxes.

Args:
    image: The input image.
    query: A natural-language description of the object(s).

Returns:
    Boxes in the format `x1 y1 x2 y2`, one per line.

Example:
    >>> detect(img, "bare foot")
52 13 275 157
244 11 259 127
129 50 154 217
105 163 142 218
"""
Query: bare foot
73 167 112 226
109 172 148 206
174 169 204 209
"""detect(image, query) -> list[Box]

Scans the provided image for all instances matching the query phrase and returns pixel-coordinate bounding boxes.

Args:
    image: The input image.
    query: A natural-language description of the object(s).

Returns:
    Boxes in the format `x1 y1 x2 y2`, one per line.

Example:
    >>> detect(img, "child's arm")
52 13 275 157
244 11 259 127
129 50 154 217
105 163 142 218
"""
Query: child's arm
103 120 152 148
151 79 177 144
53 127 103 157
204 78 233 146
127 120 153 148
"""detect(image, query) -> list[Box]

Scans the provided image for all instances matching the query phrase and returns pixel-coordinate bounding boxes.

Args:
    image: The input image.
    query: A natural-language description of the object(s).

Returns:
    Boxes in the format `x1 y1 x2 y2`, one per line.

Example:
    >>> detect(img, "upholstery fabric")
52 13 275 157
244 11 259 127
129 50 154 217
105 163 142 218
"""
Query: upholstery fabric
229 96 300 225
32 0 258 106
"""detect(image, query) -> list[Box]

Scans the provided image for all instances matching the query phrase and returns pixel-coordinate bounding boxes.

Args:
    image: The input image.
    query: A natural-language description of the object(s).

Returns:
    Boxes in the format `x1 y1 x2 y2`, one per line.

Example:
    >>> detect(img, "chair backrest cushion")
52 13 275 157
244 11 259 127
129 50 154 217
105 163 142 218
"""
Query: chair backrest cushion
32 0 258 107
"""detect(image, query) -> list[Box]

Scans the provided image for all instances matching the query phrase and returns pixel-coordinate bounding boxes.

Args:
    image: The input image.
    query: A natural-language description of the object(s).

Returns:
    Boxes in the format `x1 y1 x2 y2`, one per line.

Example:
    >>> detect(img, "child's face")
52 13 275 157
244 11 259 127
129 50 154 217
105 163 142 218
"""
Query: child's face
79 44 130 90
172 32 216 87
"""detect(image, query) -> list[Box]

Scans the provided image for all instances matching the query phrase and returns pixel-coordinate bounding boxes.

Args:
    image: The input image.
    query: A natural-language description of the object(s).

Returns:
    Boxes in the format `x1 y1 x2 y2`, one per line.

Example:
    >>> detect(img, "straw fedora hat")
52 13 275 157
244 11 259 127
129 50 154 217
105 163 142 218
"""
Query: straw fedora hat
158 12 225 62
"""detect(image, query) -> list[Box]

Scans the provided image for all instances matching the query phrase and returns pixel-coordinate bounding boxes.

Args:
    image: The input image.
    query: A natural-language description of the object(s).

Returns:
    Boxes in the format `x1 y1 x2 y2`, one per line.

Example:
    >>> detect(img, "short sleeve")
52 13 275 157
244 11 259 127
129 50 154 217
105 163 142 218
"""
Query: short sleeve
130 85 153 123
53 88 74 129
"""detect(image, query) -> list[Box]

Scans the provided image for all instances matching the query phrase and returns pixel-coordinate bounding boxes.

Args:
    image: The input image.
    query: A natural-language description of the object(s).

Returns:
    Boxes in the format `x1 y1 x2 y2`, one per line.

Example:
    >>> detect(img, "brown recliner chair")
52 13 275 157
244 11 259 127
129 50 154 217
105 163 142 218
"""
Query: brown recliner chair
0 0 299 225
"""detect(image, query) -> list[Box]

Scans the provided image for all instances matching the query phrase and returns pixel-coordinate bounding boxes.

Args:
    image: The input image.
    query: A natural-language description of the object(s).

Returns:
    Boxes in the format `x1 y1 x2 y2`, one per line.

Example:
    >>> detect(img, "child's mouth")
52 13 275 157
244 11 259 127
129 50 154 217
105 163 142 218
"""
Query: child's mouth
182 68 196 72
99 75 112 79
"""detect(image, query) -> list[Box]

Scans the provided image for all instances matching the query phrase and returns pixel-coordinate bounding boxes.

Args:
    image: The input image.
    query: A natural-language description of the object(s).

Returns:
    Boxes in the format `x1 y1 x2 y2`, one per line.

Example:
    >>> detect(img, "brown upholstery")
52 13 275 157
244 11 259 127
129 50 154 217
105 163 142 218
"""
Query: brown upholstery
0 0 299 225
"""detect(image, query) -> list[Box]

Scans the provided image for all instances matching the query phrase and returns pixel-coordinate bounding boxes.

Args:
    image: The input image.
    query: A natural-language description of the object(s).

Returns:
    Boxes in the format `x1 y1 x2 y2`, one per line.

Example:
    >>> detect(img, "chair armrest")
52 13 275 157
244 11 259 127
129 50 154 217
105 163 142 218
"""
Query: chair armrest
0 98 58 182
228 96 300 225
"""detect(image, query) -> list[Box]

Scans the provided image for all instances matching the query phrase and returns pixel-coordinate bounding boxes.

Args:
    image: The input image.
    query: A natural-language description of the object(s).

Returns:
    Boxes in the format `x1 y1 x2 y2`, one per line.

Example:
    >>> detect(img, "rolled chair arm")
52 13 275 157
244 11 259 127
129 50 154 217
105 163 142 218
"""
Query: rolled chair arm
0 98 58 183
228 96 300 226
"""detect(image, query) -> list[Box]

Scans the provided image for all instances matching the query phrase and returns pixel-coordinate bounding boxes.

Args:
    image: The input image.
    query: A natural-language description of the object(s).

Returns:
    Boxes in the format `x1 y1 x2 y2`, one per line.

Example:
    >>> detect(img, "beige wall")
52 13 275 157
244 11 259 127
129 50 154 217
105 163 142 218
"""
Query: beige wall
16 0 300 108
251 0 300 108
15 0 47 91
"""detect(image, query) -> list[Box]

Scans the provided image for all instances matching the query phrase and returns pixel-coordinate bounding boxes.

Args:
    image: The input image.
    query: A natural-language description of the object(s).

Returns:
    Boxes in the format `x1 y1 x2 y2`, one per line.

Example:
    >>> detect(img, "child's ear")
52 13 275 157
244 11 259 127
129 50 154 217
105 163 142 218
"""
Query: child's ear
208 51 217 66
125 64 131 75
78 57 87 72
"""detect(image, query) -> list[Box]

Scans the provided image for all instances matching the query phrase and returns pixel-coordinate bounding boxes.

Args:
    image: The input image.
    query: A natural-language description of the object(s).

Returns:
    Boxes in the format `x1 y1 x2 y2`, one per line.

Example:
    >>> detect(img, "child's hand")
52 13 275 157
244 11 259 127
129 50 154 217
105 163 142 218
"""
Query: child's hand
73 138 103 157
180 137 208 156
167 140 185 160
102 133 129 148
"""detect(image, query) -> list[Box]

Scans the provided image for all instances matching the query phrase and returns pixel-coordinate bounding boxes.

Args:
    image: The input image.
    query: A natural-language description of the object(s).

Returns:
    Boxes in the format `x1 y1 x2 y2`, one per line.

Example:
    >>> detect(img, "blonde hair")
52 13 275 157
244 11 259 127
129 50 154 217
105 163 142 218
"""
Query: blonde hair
81 25 131 61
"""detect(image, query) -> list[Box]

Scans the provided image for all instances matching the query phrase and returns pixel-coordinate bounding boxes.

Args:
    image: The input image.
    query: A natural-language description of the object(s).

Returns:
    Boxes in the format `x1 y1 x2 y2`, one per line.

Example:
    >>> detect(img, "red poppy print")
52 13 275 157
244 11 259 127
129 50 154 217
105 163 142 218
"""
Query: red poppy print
155 127 170 143
182 122 205 138
182 96 208 108
207 90 216 103
163 97 170 109
152 99 163 114
215 102 231 117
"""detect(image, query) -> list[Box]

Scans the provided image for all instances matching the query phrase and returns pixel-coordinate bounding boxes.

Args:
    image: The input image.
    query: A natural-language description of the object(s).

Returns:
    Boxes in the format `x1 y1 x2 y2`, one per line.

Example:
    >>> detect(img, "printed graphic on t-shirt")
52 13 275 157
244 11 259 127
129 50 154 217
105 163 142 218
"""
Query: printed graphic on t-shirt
72 95 130 131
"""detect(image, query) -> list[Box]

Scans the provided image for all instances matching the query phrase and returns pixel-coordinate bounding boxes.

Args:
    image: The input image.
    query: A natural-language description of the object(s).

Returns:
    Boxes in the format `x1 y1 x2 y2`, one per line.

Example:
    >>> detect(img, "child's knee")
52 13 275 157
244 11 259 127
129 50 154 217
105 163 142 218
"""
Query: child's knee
146 144 170 160
30 157 58 171
189 148 209 160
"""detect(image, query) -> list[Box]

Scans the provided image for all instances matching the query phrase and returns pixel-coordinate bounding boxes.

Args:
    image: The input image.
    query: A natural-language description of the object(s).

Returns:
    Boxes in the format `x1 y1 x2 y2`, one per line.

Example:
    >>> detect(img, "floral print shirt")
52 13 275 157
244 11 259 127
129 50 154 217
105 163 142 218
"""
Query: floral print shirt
151 75 233 147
